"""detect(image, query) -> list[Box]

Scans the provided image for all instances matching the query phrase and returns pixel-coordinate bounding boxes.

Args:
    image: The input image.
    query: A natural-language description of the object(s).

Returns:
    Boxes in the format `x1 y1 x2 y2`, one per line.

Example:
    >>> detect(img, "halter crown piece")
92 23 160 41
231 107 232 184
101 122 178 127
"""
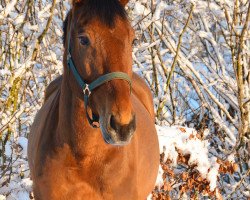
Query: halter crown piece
67 25 132 128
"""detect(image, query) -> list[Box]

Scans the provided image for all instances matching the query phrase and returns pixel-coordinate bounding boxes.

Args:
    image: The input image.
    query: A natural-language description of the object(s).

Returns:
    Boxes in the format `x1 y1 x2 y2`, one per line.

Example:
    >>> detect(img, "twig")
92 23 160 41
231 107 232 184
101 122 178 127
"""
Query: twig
32 0 57 60
157 4 194 118
165 4 194 91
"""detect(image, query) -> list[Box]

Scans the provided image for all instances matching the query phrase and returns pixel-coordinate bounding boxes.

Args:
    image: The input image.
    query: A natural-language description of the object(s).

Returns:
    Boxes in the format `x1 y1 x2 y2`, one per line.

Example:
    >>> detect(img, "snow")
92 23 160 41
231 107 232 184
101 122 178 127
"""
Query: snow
1 0 17 18
17 137 28 157
155 165 164 188
0 178 32 200
134 2 147 15
207 158 220 191
156 125 219 190
5 142 12 158
0 195 6 200
0 69 11 76
1 0 249 199
153 2 167 21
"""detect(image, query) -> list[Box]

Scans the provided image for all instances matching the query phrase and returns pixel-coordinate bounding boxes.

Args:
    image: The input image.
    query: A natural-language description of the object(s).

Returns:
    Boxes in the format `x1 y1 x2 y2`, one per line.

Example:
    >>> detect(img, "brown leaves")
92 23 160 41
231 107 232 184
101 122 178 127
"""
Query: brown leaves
177 150 190 165
181 172 188 181
188 132 201 140
216 188 223 200
180 171 212 196
151 130 239 199
163 182 172 191
179 127 186 133
153 149 216 199
218 160 238 174
151 185 171 200
151 147 240 199
189 133 195 139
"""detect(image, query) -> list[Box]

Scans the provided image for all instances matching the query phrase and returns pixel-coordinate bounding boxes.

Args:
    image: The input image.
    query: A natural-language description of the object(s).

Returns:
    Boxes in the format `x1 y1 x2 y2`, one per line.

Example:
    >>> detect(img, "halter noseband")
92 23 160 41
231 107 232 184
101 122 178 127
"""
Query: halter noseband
66 26 132 128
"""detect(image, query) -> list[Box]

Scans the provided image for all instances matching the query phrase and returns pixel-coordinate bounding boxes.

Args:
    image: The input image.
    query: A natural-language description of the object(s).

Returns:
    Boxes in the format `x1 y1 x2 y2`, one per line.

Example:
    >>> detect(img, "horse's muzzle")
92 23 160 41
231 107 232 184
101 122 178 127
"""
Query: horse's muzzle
100 114 136 146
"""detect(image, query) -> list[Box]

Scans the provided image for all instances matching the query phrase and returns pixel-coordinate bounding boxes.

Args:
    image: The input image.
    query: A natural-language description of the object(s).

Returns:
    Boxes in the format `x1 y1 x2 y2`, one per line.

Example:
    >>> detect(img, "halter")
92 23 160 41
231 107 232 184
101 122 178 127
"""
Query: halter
66 26 132 128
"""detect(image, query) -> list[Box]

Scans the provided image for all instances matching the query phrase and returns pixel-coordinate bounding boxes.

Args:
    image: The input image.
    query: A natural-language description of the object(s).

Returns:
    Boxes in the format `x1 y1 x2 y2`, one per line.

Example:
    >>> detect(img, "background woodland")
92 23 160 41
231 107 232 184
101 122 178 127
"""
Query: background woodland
0 0 249 199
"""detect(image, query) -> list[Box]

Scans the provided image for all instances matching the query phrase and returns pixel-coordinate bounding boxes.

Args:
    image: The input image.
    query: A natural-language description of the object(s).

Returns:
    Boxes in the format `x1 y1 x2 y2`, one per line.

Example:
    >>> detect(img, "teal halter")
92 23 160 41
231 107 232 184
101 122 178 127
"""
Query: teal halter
67 29 132 128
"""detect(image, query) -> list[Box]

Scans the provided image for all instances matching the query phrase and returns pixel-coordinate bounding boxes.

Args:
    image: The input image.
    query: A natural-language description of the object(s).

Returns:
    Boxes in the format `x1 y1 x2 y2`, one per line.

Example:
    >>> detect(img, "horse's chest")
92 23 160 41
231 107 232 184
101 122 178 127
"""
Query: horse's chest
38 145 137 200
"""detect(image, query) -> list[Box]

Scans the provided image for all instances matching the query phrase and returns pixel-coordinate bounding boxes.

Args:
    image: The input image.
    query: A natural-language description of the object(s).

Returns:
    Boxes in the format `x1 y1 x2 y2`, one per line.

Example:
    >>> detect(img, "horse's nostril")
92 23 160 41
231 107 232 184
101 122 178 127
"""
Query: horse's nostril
110 115 117 131
108 114 136 142
109 115 136 133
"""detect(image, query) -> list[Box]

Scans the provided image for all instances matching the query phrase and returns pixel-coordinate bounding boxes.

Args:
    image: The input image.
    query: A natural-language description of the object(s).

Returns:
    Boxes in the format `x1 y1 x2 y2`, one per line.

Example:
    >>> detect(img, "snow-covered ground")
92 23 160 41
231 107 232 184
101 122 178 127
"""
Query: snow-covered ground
0 125 223 200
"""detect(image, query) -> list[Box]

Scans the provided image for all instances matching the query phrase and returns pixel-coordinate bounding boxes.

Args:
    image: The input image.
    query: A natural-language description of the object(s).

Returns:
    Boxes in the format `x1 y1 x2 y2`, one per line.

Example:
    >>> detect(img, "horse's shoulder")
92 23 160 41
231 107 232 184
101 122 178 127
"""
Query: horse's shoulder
28 86 60 178
44 75 62 102
132 72 155 119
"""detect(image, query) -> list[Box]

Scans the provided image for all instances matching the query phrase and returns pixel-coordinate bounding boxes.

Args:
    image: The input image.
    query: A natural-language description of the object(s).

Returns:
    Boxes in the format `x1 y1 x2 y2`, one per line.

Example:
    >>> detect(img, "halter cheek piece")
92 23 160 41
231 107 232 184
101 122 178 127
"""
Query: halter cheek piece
67 27 132 128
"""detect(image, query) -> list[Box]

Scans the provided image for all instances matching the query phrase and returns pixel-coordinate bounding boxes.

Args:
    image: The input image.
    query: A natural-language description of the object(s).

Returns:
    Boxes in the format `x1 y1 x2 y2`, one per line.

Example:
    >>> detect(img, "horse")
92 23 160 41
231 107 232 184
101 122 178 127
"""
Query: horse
28 0 159 199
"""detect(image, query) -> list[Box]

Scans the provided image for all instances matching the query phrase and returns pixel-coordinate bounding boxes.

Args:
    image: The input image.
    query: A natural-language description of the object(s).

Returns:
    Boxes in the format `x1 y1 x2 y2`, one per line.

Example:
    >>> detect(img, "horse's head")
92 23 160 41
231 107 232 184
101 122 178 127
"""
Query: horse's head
64 0 136 145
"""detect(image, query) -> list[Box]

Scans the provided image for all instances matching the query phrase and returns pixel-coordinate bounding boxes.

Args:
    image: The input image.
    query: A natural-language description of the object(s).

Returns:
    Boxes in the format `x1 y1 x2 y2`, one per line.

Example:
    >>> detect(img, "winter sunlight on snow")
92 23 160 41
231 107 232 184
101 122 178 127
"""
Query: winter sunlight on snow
0 0 249 199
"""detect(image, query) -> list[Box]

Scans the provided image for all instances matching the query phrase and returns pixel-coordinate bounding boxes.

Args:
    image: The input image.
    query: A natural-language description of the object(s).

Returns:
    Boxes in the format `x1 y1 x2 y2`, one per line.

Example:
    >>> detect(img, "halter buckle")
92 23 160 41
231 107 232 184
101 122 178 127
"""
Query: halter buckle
83 84 91 96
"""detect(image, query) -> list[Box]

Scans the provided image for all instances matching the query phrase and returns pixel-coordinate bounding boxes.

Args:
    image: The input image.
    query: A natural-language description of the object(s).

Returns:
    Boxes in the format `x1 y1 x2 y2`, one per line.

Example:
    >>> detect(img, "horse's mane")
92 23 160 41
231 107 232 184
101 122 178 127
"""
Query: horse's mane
63 0 127 46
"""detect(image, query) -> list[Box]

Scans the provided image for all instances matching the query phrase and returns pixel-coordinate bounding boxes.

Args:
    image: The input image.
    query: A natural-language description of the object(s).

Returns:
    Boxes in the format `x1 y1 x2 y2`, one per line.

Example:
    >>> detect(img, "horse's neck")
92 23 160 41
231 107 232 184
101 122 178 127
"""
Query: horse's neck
57 76 105 158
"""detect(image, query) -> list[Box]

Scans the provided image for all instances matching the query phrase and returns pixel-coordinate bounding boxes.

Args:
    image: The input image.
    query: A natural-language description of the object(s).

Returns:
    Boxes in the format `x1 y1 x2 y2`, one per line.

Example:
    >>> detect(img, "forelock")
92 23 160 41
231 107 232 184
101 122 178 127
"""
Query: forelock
63 0 127 46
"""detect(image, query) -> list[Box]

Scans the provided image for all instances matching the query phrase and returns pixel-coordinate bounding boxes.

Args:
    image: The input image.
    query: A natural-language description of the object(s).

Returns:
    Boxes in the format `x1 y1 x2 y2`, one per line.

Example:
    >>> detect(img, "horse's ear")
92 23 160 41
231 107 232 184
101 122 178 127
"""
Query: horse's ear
72 0 83 6
72 0 128 7
120 0 129 7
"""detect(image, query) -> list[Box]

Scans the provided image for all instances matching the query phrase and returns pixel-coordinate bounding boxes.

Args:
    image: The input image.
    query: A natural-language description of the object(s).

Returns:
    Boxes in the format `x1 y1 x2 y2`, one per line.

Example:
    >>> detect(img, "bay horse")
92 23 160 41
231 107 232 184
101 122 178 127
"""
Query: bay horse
28 0 159 199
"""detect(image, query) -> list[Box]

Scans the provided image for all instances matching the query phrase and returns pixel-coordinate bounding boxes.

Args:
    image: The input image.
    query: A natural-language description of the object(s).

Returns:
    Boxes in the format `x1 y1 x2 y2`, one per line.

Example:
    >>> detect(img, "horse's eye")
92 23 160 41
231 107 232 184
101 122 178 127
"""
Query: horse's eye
79 36 90 46
132 38 139 46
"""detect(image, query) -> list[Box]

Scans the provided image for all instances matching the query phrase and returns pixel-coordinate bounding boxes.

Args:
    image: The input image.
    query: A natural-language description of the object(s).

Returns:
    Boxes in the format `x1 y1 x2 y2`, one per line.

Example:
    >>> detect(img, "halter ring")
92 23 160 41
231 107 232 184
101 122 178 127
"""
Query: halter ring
83 84 91 96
